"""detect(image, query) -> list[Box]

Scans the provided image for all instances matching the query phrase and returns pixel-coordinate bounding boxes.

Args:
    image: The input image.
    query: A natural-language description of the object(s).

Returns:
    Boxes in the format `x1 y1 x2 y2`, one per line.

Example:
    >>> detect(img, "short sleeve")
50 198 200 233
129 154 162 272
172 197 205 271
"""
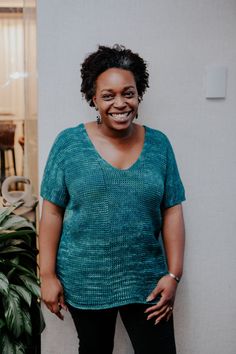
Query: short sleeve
162 139 186 209
40 134 69 208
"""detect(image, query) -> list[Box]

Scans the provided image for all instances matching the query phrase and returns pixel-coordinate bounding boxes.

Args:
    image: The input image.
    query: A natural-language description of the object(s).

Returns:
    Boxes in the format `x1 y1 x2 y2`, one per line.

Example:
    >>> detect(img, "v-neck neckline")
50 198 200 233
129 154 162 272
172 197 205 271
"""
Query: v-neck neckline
81 123 148 172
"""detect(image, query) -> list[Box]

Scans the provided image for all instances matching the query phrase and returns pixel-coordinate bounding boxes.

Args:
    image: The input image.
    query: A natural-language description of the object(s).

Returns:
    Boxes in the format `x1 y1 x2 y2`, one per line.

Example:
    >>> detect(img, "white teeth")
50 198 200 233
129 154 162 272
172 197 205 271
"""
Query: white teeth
110 112 130 122
110 112 131 122
112 113 127 118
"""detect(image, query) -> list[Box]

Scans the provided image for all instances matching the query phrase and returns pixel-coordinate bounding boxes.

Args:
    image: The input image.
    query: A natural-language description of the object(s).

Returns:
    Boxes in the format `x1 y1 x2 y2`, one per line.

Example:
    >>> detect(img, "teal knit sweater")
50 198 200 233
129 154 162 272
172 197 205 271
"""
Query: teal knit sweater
41 124 185 309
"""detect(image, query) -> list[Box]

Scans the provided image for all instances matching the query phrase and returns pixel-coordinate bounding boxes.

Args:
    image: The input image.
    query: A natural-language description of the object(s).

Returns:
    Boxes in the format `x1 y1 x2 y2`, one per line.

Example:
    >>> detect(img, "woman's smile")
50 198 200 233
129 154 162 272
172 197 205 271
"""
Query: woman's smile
108 110 133 123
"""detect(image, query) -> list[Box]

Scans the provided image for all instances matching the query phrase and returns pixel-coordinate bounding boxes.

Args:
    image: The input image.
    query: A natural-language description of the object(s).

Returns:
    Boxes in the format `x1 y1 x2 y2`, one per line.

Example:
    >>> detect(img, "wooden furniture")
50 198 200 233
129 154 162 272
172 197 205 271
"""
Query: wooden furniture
0 123 17 185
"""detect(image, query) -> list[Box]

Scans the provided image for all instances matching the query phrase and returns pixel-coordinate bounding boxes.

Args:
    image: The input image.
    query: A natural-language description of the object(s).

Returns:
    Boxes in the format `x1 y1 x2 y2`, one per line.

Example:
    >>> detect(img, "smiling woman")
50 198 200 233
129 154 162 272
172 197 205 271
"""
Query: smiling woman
39 44 186 354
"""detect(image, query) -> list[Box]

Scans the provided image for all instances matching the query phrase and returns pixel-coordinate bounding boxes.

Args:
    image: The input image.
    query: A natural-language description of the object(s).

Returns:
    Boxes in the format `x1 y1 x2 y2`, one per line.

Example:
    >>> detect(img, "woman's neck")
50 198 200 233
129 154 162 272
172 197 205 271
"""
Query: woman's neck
97 122 137 142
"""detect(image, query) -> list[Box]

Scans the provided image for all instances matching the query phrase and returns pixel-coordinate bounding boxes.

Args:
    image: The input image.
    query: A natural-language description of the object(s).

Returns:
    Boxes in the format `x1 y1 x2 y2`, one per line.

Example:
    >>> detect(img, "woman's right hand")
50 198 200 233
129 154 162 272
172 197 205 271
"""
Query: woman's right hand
40 274 67 320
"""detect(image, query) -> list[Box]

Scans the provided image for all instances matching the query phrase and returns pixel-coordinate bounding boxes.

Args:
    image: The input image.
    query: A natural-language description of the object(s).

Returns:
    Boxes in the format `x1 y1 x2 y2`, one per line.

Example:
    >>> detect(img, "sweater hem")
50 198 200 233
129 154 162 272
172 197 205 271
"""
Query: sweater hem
65 298 158 310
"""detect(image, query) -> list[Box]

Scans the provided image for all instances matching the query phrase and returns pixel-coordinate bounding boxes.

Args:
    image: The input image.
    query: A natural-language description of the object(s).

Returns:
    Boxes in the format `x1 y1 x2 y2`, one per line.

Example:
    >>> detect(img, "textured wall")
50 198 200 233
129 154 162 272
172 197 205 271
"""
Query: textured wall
37 1 236 353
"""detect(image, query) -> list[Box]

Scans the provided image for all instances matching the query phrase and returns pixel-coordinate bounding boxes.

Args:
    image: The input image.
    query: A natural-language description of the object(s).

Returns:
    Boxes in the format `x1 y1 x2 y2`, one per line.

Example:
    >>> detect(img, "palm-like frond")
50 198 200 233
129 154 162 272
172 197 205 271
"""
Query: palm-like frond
0 204 45 352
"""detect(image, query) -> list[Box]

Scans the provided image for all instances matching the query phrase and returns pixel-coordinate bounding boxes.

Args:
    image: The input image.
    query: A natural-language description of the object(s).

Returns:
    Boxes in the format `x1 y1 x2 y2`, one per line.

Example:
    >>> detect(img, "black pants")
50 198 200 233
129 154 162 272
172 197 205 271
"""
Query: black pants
68 303 176 354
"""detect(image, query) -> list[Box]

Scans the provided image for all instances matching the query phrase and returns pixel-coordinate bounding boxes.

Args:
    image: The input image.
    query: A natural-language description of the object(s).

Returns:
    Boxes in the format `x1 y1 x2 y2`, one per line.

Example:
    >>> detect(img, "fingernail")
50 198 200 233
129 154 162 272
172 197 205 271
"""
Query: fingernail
61 304 67 311
155 320 160 325
146 296 153 302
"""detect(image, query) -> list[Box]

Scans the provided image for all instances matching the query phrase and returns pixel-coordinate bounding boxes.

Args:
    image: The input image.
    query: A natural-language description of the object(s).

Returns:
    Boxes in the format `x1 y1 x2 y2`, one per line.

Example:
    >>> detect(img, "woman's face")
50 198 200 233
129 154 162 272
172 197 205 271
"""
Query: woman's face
93 68 139 131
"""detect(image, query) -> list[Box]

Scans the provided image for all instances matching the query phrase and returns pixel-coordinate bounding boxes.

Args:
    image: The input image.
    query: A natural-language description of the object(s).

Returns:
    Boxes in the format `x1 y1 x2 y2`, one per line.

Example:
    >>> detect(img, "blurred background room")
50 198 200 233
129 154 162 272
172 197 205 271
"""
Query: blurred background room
0 0 37 194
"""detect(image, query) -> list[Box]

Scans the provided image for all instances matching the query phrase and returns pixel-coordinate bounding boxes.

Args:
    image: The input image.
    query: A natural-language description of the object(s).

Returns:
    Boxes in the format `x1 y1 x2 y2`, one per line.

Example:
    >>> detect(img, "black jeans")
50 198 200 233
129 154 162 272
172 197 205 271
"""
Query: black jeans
68 303 176 354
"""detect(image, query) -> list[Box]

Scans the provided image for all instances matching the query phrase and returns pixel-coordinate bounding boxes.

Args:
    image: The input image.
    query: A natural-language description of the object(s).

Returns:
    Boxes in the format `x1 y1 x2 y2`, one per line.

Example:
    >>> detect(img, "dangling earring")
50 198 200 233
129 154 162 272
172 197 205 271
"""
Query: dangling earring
96 114 102 124
95 106 102 124
136 97 141 119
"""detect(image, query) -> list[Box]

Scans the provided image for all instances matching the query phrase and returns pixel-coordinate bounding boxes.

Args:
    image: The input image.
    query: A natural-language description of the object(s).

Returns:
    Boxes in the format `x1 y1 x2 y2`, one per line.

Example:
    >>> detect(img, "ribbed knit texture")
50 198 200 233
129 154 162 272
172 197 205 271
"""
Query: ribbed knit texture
41 124 185 309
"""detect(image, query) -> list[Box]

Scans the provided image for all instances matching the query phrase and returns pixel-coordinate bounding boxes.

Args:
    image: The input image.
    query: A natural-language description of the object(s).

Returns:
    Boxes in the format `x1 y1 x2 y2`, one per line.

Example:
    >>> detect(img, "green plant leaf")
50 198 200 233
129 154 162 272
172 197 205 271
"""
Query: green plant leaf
19 275 41 298
0 245 30 254
10 284 32 306
0 337 26 354
7 267 16 280
0 272 9 296
14 342 26 354
0 230 35 244
0 239 38 259
39 302 46 333
0 318 6 330
0 238 33 252
0 260 38 280
21 307 32 336
31 300 46 335
9 256 20 265
0 332 15 354
3 288 24 338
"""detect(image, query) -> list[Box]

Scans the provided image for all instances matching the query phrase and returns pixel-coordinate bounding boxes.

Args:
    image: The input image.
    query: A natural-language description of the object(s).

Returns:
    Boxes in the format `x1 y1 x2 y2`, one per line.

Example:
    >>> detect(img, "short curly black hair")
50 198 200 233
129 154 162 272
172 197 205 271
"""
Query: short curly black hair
81 44 149 107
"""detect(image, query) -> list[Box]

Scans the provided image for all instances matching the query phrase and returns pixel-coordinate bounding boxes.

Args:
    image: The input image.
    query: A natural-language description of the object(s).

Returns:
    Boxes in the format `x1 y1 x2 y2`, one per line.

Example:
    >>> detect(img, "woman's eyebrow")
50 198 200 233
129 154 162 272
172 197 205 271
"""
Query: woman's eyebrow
123 86 136 90
101 89 113 93
100 86 136 93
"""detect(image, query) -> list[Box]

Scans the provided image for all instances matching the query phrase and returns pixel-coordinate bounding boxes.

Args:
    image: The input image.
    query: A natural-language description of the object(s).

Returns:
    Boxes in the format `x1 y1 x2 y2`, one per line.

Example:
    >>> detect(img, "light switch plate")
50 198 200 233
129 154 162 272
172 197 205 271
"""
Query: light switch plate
206 66 227 99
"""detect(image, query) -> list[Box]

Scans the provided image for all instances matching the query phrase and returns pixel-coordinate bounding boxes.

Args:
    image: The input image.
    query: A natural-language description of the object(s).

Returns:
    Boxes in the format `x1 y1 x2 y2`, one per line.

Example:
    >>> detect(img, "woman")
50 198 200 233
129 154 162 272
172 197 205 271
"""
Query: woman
39 45 185 354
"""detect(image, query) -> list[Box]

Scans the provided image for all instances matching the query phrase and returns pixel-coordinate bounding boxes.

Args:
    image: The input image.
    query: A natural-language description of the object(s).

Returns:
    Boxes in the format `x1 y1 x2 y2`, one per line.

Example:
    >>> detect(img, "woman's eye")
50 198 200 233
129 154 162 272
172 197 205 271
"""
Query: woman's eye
102 94 113 101
124 91 135 98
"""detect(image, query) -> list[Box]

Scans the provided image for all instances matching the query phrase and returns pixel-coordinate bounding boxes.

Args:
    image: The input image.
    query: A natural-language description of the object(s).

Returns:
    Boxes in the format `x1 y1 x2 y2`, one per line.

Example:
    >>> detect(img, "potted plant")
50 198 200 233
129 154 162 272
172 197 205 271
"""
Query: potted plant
0 202 45 354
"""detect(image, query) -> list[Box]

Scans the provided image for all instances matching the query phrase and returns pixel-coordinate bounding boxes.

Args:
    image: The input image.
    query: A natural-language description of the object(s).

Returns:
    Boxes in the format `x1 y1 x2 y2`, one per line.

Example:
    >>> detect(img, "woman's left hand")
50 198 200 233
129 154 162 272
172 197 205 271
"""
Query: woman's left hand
144 275 178 325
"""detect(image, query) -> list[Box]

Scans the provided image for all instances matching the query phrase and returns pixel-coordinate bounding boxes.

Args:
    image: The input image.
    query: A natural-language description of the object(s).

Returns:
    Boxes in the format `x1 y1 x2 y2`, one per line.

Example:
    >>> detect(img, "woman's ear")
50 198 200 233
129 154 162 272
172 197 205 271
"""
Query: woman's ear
92 96 97 109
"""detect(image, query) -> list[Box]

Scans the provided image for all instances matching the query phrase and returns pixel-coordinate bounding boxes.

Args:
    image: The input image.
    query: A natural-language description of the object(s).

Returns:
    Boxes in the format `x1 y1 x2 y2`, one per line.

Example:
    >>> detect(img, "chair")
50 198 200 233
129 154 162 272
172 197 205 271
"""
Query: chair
0 123 17 185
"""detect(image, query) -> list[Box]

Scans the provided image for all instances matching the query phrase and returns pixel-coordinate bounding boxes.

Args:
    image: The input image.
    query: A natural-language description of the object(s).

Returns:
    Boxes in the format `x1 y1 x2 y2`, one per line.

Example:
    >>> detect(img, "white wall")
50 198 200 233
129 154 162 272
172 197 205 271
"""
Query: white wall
37 1 236 353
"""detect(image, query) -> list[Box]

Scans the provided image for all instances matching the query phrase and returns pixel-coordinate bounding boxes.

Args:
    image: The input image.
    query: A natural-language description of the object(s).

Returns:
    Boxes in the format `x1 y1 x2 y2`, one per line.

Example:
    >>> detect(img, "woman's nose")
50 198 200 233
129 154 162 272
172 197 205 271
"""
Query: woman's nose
113 95 126 108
